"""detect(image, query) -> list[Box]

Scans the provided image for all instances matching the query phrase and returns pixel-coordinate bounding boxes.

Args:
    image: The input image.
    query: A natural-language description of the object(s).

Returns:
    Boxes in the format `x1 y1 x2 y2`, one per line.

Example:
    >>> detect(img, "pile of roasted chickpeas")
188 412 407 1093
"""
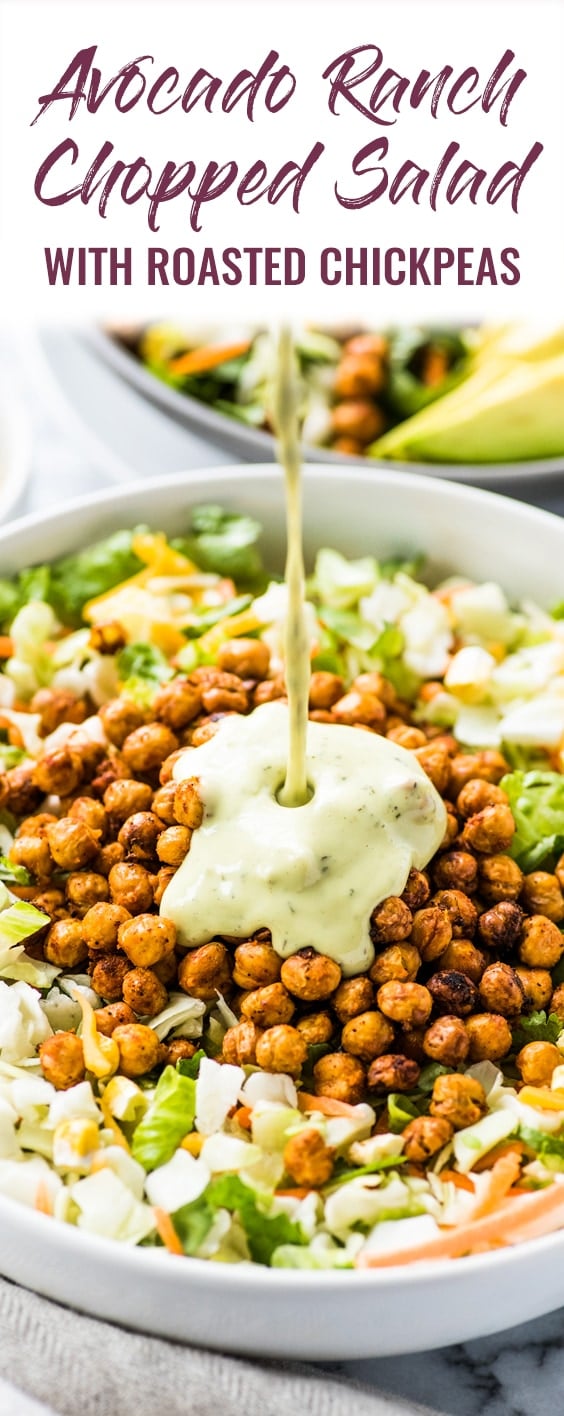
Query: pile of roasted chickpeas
3 627 564 1174
327 333 451 457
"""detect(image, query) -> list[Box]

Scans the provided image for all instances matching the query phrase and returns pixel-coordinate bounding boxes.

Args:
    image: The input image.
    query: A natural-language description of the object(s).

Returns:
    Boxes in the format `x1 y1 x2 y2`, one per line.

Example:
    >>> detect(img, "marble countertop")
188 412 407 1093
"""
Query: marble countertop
5 327 564 1416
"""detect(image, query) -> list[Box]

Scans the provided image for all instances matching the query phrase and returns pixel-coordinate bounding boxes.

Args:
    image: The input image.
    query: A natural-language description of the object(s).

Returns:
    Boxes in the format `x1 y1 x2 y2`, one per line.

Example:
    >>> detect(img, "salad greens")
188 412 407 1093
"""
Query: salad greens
172 505 265 587
131 1067 196 1171
501 770 564 871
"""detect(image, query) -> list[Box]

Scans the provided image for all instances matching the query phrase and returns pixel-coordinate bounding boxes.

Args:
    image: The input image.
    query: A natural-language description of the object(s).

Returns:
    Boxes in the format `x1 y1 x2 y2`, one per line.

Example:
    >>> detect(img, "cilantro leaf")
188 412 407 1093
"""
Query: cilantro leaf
512 1010 563 1049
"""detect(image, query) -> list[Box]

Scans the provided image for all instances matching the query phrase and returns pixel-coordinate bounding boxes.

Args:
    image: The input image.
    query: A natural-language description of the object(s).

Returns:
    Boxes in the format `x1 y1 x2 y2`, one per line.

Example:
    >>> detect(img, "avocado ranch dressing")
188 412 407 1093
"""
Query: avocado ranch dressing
161 329 447 974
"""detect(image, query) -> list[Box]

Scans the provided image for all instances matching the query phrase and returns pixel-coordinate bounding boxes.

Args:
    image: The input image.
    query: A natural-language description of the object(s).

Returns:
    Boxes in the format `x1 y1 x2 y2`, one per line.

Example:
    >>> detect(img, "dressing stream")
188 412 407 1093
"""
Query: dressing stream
273 326 311 808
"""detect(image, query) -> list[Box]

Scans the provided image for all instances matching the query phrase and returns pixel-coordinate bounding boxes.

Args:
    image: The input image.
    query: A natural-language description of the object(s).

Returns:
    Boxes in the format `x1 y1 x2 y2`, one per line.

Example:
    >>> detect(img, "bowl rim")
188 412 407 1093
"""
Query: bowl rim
0 390 32 523
2 460 564 1290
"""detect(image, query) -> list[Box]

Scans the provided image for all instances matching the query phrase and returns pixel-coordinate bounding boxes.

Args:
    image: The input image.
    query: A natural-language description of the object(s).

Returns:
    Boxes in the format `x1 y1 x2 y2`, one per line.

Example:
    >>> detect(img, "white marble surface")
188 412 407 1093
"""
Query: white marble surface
5 327 564 1415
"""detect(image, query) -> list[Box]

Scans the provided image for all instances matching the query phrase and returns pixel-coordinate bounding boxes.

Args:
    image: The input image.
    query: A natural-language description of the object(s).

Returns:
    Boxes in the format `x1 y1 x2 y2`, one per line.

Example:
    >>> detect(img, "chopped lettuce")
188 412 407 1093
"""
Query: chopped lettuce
501 769 564 870
183 594 252 638
0 892 49 947
0 745 26 770
131 1066 196 1171
117 642 174 685
177 1049 206 1080
172 506 264 587
519 1126 564 1169
312 549 379 610
44 531 145 627
206 1175 304 1265
171 1193 215 1255
512 1011 563 1049
0 859 31 887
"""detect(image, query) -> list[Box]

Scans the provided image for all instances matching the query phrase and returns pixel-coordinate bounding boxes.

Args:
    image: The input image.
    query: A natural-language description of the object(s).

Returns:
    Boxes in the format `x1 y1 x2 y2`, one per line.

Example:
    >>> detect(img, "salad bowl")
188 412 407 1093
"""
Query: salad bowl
2 464 564 1358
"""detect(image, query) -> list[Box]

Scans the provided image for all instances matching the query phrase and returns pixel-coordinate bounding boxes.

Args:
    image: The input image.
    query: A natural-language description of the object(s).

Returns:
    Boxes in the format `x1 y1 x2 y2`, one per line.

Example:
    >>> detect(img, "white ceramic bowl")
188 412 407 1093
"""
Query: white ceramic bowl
0 392 31 522
2 464 564 1359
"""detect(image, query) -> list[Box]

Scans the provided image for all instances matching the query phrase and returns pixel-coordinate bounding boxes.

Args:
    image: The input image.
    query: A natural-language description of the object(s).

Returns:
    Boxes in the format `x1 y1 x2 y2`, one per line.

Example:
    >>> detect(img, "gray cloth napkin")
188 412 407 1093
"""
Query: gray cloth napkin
0 1275 435 1416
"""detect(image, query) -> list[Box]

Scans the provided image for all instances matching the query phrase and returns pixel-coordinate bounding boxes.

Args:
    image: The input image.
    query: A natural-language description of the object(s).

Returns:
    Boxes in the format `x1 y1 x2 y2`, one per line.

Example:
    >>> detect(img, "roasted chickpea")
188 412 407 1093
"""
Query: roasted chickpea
67 797 108 836
461 804 515 855
423 1016 469 1067
333 353 385 400
369 944 421 986
88 620 126 655
83 902 130 953
153 679 202 730
308 672 344 710
164 1039 197 1066
155 825 192 867
514 967 553 1012
432 851 478 894
189 718 227 747
283 1127 334 1186
516 1041 563 1087
159 749 187 786
151 868 176 908
330 399 385 445
519 915 564 968
388 725 427 750
33 748 84 799
240 981 295 1027
430 1072 487 1129
295 1012 334 1045
152 949 178 988
255 1024 307 1077
232 940 282 991
10 834 53 878
90 753 130 798
410 906 452 962
376 981 432 1027
254 676 286 706
44 919 88 969
118 811 163 863
31 887 66 921
353 674 399 709
550 985 564 1023
122 723 179 775
222 1019 263 1066
173 779 204 829
103 779 153 826
177 941 232 1000
108 862 154 915
367 1054 420 1092
122 966 168 1017
344 333 388 360
432 889 478 939
98 699 146 749
413 743 451 795
31 687 87 737
478 901 524 954
313 1051 366 1104
65 872 109 915
401 869 431 912
333 691 386 729
72 739 107 784
90 954 131 1002
39 1033 85 1090
92 844 124 881
341 1010 395 1062
113 1023 165 1078
0 765 43 817
117 914 176 970
478 853 524 904
465 1013 513 1061
478 962 525 1016
456 780 508 819
370 897 413 946
216 639 271 681
95 1001 136 1036
449 751 509 796
280 949 342 1001
332 977 375 1022
151 782 178 826
403 1115 454 1162
521 872 564 923
440 939 487 984
46 819 99 871
15 812 57 840
427 969 478 1018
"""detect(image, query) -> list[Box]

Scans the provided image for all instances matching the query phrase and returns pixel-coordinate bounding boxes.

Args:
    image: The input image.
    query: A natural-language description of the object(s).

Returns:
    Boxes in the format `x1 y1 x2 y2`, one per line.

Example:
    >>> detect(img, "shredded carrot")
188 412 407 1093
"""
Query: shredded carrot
168 340 252 377
356 1180 564 1267
35 1181 53 1216
233 1105 253 1132
472 1141 529 1173
0 637 13 659
466 1152 521 1221
275 1187 313 1200
297 1092 361 1118
153 1207 184 1256
439 1170 475 1192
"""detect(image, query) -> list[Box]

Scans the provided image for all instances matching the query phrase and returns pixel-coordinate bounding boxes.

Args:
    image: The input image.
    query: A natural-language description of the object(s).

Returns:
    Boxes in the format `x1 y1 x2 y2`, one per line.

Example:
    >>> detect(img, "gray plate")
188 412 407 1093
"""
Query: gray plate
83 326 564 490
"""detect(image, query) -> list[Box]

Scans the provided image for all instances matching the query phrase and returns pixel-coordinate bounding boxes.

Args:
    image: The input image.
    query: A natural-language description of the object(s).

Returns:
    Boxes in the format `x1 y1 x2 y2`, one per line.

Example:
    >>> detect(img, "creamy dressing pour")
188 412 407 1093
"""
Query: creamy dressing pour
162 703 446 975
160 328 447 972
273 326 311 807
